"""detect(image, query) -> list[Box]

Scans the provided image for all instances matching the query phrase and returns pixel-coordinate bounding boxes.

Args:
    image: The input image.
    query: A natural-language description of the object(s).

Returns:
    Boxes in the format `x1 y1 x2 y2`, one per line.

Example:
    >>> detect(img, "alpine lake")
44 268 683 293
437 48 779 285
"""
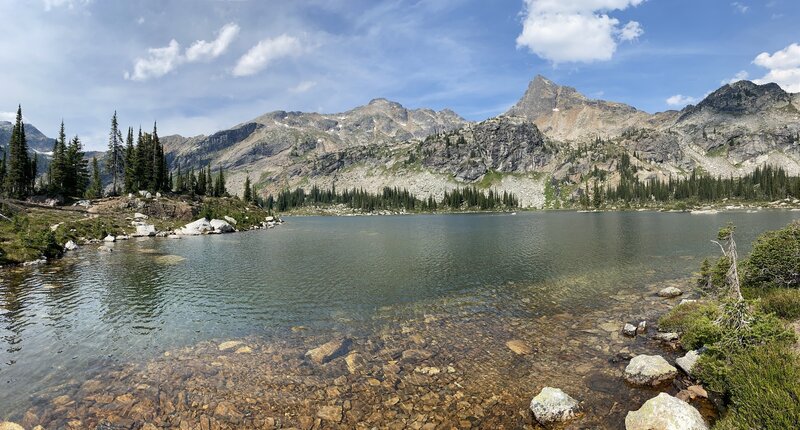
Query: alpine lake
2 210 798 429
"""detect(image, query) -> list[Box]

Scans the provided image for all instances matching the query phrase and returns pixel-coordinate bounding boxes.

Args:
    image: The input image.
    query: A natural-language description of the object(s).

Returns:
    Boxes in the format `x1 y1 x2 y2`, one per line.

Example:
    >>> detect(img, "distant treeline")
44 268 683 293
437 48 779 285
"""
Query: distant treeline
582 154 800 207
271 185 519 212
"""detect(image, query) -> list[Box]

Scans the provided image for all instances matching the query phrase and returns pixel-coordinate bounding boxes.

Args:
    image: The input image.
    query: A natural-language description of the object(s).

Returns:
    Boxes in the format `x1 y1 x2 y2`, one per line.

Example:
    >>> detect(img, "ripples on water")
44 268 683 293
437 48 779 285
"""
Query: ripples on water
1 210 798 415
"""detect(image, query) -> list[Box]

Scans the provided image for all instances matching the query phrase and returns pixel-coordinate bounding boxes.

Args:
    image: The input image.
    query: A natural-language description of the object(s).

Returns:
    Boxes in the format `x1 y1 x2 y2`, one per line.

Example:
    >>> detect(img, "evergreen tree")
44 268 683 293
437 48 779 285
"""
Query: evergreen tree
105 111 124 195
0 150 6 190
214 166 226 197
175 164 184 193
243 175 251 202
196 164 206 195
49 120 68 195
123 127 136 193
4 105 32 199
64 136 88 198
86 157 102 199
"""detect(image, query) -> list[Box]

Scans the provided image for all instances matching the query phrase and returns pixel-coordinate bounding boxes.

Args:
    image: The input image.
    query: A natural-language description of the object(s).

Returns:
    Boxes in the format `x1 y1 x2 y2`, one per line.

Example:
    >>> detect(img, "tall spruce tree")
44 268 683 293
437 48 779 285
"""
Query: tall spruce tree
65 136 88 198
4 105 32 199
214 166 226 197
196 164 206 195
124 126 136 193
0 150 6 191
243 175 251 202
50 120 68 195
105 111 124 195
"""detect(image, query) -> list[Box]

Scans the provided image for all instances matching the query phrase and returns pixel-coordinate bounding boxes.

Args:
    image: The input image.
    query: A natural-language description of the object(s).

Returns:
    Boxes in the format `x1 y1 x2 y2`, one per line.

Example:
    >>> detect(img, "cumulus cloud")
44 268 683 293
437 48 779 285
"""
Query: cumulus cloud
752 43 800 92
232 35 303 77
516 0 645 64
185 23 240 62
124 39 182 81
0 111 16 122
666 94 698 107
721 70 749 85
125 23 240 81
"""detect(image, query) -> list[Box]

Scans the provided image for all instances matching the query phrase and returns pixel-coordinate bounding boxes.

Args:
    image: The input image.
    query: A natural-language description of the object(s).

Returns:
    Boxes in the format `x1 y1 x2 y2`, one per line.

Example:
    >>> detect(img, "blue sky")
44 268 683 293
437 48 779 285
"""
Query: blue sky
1 0 799 150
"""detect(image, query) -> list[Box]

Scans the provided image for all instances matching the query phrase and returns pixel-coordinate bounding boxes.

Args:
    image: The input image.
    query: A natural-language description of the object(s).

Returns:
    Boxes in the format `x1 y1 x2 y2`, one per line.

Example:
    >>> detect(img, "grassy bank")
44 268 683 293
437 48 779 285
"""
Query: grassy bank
658 221 800 429
0 194 273 266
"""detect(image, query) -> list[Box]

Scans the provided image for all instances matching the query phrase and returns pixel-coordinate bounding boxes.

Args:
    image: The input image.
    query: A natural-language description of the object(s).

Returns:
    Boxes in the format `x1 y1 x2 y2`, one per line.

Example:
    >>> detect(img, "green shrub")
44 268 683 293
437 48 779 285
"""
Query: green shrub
742 221 800 290
710 344 800 430
658 301 723 349
696 310 796 393
758 288 800 320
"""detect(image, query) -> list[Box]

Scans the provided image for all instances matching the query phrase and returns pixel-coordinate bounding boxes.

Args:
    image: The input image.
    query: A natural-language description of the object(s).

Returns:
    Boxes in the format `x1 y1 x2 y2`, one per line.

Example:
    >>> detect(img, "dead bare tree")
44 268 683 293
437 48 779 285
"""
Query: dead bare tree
711 223 751 340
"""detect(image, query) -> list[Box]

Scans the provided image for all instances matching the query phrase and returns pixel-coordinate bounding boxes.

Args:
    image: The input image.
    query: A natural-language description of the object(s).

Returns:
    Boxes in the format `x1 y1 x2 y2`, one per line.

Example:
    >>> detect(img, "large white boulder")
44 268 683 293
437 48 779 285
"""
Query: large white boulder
133 223 156 237
658 286 683 298
625 393 708 430
529 387 581 425
210 219 235 233
177 218 213 235
223 215 238 226
63 240 79 251
624 355 678 386
103 235 116 243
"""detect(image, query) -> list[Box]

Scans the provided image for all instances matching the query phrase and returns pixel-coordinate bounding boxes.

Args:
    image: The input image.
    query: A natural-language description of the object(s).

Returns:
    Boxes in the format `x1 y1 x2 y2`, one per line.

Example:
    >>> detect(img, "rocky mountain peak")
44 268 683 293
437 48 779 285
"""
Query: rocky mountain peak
507 75 588 121
681 80 793 118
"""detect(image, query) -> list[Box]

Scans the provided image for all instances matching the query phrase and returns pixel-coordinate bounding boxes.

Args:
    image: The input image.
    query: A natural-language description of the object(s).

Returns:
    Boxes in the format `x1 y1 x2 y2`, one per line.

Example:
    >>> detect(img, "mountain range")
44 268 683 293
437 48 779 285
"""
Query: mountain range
4 76 800 207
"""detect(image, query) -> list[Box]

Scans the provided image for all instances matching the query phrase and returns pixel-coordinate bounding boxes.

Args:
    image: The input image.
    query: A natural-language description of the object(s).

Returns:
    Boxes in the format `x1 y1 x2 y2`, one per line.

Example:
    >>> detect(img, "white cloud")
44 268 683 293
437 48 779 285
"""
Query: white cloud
721 70 749 85
752 43 800 92
0 111 16 122
125 24 240 81
43 0 91 11
666 94 698 107
731 2 749 13
136 16 145 25
232 35 303 77
290 80 317 93
516 0 645 63
185 23 240 62
618 21 643 41
124 39 182 81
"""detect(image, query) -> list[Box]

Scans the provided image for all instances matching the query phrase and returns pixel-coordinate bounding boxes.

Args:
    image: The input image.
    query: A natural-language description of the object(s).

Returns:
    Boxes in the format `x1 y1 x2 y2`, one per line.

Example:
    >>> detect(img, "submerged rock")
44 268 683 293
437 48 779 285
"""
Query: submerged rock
529 387 581 425
506 339 533 355
624 355 678 386
98 245 113 253
658 286 683 298
625 393 707 430
317 405 342 423
0 422 25 430
676 350 700 377
218 340 244 351
305 338 352 364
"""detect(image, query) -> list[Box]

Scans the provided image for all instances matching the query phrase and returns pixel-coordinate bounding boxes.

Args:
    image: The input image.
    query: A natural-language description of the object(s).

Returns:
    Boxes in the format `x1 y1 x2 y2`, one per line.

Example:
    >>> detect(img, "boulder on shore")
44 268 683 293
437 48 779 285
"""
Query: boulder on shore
177 218 213 235
223 215 238 226
529 387 581 425
625 393 708 430
210 219 235 233
103 235 116 243
676 350 701 377
624 355 678 386
63 240 79 251
658 286 683 298
133 223 156 237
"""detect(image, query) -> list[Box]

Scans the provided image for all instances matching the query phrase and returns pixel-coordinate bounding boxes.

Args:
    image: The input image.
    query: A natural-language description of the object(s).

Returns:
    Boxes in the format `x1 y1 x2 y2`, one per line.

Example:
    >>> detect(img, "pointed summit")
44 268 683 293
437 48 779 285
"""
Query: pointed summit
505 75 649 141
506 75 587 121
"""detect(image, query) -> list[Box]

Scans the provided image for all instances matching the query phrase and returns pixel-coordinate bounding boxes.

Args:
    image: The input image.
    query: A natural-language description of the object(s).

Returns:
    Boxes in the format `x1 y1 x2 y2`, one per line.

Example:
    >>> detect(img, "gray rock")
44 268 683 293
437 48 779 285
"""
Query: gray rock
63 240 79 251
658 286 683 298
133 223 156 237
529 387 581 425
98 245 113 253
624 355 678 386
210 219 235 233
0 422 25 430
625 393 708 430
103 235 116 243
224 215 238 226
133 212 148 220
623 323 638 337
654 332 680 342
637 321 648 334
676 350 701 377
